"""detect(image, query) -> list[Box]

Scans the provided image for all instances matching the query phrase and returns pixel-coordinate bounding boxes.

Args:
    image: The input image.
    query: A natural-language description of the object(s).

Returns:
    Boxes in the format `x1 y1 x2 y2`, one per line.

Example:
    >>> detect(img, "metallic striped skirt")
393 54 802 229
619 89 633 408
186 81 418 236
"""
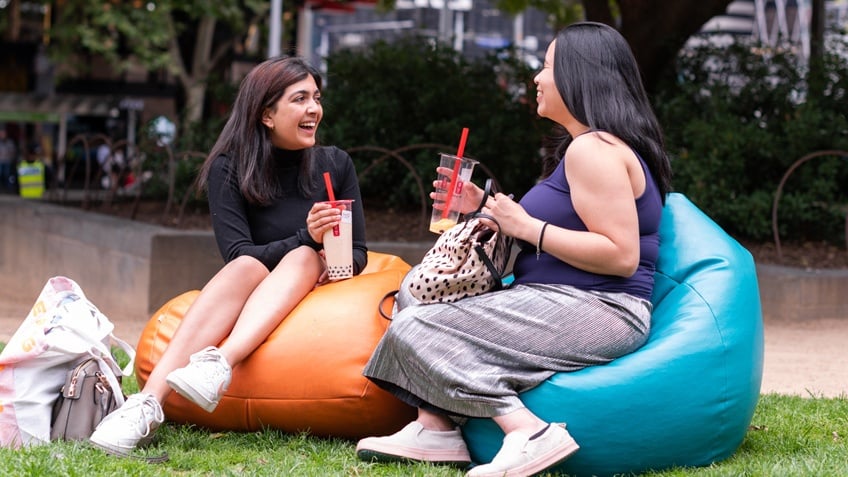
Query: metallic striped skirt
363 274 652 419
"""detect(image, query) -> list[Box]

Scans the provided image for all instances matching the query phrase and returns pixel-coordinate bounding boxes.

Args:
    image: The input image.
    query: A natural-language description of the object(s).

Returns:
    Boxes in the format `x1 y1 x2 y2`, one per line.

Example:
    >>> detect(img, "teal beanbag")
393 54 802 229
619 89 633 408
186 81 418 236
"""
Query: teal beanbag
461 193 764 476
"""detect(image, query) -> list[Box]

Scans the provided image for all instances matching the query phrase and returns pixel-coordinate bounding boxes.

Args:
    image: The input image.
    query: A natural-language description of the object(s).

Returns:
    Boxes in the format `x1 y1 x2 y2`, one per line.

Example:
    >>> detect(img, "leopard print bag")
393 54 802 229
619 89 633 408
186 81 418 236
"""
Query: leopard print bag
407 179 514 304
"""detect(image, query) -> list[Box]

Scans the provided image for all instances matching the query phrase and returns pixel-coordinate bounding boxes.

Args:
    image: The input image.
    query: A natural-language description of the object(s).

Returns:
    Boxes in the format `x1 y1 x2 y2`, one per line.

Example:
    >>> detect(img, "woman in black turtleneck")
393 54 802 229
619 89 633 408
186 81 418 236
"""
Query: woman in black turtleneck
90 56 367 455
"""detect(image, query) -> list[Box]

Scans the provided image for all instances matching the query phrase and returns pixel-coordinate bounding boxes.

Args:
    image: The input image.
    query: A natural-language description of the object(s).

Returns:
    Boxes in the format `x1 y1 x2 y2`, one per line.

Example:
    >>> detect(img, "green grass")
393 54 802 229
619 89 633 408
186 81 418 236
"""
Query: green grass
1 344 846 476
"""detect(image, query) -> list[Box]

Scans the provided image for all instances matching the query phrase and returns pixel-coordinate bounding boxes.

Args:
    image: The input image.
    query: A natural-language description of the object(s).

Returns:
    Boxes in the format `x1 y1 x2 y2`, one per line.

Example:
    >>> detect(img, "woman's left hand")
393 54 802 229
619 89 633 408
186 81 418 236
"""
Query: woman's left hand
306 202 342 243
479 192 540 242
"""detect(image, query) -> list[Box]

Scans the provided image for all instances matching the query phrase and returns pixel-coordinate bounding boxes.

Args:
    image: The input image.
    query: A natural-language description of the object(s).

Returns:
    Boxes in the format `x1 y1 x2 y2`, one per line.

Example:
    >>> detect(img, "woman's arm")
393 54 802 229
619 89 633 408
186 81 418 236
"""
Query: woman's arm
328 147 368 274
487 133 643 277
550 133 642 276
208 155 315 271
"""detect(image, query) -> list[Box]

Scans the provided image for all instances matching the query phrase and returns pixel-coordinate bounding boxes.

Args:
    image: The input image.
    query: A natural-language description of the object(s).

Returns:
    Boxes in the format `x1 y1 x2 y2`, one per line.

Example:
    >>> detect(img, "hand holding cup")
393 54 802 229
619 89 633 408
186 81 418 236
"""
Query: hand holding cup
429 154 479 234
307 202 342 243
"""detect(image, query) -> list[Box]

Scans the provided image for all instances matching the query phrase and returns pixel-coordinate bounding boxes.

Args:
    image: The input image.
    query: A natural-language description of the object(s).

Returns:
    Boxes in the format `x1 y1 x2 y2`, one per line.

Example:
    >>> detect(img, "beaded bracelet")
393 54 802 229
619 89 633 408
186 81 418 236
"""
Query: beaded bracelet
536 222 549 260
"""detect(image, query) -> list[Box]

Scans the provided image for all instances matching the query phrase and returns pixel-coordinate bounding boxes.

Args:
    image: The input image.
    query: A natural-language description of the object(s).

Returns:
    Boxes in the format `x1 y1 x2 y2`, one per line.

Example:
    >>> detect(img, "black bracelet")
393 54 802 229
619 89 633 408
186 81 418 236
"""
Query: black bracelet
536 222 549 260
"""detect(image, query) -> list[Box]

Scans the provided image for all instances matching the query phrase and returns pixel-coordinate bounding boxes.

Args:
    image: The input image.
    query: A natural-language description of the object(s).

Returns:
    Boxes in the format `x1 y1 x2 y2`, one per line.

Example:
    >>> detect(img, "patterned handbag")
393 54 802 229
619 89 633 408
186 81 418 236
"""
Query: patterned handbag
407 179 514 304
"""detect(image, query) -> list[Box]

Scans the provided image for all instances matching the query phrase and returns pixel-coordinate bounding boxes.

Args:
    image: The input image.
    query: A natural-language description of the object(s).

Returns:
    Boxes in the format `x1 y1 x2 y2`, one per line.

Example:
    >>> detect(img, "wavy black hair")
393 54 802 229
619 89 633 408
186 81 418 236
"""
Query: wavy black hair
541 22 672 201
197 56 323 205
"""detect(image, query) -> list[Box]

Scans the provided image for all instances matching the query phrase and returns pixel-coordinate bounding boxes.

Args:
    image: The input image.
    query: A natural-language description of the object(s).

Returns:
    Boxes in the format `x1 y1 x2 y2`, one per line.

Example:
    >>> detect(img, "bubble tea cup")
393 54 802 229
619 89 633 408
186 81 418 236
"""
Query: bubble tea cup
321 199 354 280
429 153 478 234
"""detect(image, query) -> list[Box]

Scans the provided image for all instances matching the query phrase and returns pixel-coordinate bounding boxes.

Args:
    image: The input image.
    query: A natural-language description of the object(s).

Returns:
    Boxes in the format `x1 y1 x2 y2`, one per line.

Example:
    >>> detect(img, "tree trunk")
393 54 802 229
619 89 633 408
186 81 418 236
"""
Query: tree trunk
184 81 208 125
181 15 217 124
582 0 615 27
808 0 826 100
5 0 21 41
583 0 734 93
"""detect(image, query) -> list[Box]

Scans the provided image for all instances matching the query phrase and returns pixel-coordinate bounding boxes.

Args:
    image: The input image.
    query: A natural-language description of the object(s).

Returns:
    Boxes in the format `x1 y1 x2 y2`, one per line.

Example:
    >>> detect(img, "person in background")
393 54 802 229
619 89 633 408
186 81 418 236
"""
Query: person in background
355 22 673 477
16 144 47 199
89 56 368 455
0 128 18 194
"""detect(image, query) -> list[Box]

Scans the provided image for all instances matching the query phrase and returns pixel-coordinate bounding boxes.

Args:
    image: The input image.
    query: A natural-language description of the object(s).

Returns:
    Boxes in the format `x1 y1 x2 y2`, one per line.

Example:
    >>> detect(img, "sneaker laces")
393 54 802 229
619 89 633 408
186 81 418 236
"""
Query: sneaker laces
191 347 230 376
107 394 164 438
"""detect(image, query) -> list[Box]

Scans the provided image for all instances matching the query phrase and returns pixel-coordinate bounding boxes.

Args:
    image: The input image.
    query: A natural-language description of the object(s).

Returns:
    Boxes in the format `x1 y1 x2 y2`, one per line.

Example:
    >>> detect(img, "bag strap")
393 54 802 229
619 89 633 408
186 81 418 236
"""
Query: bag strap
473 244 505 291
470 178 495 216
108 333 136 377
103 447 171 463
468 179 508 287
378 290 397 321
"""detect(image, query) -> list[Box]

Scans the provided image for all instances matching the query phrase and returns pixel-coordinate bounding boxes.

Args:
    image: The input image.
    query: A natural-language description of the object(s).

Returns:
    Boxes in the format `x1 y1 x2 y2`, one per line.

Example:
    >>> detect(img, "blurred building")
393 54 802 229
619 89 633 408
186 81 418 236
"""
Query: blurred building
696 0 848 57
297 0 554 74
0 1 177 184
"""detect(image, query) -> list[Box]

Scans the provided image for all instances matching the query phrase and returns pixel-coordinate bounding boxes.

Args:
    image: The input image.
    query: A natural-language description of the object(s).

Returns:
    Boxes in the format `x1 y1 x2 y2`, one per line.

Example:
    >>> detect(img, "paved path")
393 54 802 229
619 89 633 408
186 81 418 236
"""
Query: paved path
1 288 846 398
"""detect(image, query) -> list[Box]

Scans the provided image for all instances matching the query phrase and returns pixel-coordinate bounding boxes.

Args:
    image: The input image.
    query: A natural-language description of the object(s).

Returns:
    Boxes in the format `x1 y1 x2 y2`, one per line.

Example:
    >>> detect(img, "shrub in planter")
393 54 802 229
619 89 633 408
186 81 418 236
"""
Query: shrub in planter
655 36 848 244
320 36 548 209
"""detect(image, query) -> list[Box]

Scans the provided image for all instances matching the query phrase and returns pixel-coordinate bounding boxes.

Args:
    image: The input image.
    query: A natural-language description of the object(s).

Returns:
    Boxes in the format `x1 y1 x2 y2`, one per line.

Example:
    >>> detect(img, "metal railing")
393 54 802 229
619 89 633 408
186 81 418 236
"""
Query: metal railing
771 149 848 259
49 137 504 233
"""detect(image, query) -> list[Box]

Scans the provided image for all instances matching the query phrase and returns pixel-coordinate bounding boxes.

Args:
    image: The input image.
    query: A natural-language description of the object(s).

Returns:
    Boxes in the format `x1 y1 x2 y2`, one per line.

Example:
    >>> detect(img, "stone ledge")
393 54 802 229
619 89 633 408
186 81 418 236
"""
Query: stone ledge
1 196 845 325
0 196 221 322
756 263 848 322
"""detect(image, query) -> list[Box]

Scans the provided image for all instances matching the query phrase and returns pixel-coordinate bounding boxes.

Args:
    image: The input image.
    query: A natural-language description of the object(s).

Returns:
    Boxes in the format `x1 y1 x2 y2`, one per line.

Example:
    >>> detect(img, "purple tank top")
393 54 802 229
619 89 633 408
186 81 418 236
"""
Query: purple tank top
511 153 662 301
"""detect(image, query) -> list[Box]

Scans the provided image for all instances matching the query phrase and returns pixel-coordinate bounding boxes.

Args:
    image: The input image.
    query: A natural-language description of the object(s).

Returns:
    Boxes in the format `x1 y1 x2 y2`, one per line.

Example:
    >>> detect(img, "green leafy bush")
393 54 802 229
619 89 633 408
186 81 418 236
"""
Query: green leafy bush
320 36 547 208
656 37 848 243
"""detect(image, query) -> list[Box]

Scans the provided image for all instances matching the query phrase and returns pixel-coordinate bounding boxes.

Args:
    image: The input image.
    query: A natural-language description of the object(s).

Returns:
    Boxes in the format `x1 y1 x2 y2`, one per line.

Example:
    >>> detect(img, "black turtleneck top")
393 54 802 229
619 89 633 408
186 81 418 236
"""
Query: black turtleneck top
206 145 368 273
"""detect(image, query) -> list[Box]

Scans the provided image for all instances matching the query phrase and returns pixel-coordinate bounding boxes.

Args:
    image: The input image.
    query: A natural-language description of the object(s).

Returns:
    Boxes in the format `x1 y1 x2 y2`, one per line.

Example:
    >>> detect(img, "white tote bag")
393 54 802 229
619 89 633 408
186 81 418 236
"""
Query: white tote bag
0 276 135 448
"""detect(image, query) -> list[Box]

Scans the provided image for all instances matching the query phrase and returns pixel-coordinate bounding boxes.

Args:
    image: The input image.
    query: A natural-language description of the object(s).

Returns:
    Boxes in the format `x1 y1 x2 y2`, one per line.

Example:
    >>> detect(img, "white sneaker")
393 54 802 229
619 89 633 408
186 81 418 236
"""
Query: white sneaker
356 421 472 466
89 393 164 455
465 423 579 477
166 346 232 413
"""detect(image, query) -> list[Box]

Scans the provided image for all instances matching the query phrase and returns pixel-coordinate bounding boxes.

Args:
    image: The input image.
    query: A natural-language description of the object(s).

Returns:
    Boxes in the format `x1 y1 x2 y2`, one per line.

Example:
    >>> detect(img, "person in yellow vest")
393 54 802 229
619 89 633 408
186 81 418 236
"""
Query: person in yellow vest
17 144 45 199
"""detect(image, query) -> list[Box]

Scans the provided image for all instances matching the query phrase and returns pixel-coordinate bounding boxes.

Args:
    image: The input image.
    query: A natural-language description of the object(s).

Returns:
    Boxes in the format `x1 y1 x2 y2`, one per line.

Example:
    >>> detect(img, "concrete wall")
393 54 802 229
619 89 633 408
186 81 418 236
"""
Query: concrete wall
2 196 846 325
0 196 222 322
757 264 848 321
0 196 434 323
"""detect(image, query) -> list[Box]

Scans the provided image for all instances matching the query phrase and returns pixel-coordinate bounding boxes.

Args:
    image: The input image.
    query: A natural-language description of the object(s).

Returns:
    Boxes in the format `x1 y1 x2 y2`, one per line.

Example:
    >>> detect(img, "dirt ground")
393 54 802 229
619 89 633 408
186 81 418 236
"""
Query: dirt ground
1 287 845 398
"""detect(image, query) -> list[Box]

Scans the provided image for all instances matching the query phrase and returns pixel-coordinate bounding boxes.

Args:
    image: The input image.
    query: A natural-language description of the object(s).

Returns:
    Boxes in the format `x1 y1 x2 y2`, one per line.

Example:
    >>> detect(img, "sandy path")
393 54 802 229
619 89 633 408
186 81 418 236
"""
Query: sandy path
1 290 846 398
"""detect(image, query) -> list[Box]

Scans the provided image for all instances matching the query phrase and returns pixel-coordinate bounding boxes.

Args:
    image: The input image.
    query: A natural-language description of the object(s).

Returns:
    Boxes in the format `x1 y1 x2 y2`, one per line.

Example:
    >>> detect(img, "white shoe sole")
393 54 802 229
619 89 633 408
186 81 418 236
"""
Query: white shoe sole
89 435 132 455
356 437 471 466
166 373 219 413
467 436 580 477
89 431 154 455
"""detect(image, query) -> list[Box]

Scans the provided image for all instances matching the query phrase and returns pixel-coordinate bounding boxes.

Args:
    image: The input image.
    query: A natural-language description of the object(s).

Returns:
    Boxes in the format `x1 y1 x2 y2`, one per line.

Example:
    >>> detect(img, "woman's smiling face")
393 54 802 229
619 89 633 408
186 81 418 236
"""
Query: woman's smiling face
262 75 323 150
533 39 569 124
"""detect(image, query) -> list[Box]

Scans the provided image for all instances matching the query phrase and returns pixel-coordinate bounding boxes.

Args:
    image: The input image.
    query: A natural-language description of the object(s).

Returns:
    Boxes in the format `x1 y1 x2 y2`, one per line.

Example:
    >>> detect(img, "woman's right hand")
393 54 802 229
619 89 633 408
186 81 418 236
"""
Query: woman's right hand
430 166 486 215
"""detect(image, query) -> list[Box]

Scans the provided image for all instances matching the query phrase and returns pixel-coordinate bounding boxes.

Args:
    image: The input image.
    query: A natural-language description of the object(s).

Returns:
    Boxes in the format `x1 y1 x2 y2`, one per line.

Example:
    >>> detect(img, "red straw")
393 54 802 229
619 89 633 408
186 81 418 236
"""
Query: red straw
323 171 341 235
323 172 336 201
441 127 469 219
456 127 469 158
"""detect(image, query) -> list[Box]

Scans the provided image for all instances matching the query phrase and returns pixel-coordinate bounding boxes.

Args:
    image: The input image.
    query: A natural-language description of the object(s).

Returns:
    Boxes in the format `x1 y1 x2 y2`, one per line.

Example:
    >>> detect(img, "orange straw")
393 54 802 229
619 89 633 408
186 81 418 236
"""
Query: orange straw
323 172 335 201
441 128 469 219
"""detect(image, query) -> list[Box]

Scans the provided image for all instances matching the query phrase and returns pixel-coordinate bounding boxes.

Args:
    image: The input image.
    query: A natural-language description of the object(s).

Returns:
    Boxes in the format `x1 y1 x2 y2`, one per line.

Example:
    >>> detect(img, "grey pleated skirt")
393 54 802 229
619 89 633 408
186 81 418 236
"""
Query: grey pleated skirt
362 269 652 419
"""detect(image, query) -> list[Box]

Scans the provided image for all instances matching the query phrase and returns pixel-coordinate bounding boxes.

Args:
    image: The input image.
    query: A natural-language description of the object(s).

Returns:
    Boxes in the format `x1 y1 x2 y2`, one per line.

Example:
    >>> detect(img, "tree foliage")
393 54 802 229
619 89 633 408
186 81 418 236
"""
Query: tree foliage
655 37 848 243
321 37 546 207
46 0 268 123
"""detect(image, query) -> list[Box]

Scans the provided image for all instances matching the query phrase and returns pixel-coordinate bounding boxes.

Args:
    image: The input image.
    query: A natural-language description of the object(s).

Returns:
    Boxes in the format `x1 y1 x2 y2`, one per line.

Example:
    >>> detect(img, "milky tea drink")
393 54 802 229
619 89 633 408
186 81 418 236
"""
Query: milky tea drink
429 153 478 234
322 200 354 280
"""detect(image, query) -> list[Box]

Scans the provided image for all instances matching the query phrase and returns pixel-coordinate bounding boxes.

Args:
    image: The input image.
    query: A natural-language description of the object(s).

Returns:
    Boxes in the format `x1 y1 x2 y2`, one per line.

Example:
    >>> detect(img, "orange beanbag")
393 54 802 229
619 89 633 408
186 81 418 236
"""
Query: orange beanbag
135 252 416 439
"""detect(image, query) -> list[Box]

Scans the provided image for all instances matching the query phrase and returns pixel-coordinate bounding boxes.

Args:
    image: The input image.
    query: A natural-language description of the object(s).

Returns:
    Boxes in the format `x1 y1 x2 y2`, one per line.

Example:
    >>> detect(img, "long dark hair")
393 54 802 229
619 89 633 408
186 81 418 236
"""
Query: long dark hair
541 22 672 200
196 56 323 205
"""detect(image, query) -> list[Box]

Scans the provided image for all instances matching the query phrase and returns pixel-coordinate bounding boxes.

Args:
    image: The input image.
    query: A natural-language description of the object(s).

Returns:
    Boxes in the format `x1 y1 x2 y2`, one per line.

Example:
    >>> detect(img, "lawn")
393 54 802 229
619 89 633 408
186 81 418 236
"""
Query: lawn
1 344 846 476
0 392 845 475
